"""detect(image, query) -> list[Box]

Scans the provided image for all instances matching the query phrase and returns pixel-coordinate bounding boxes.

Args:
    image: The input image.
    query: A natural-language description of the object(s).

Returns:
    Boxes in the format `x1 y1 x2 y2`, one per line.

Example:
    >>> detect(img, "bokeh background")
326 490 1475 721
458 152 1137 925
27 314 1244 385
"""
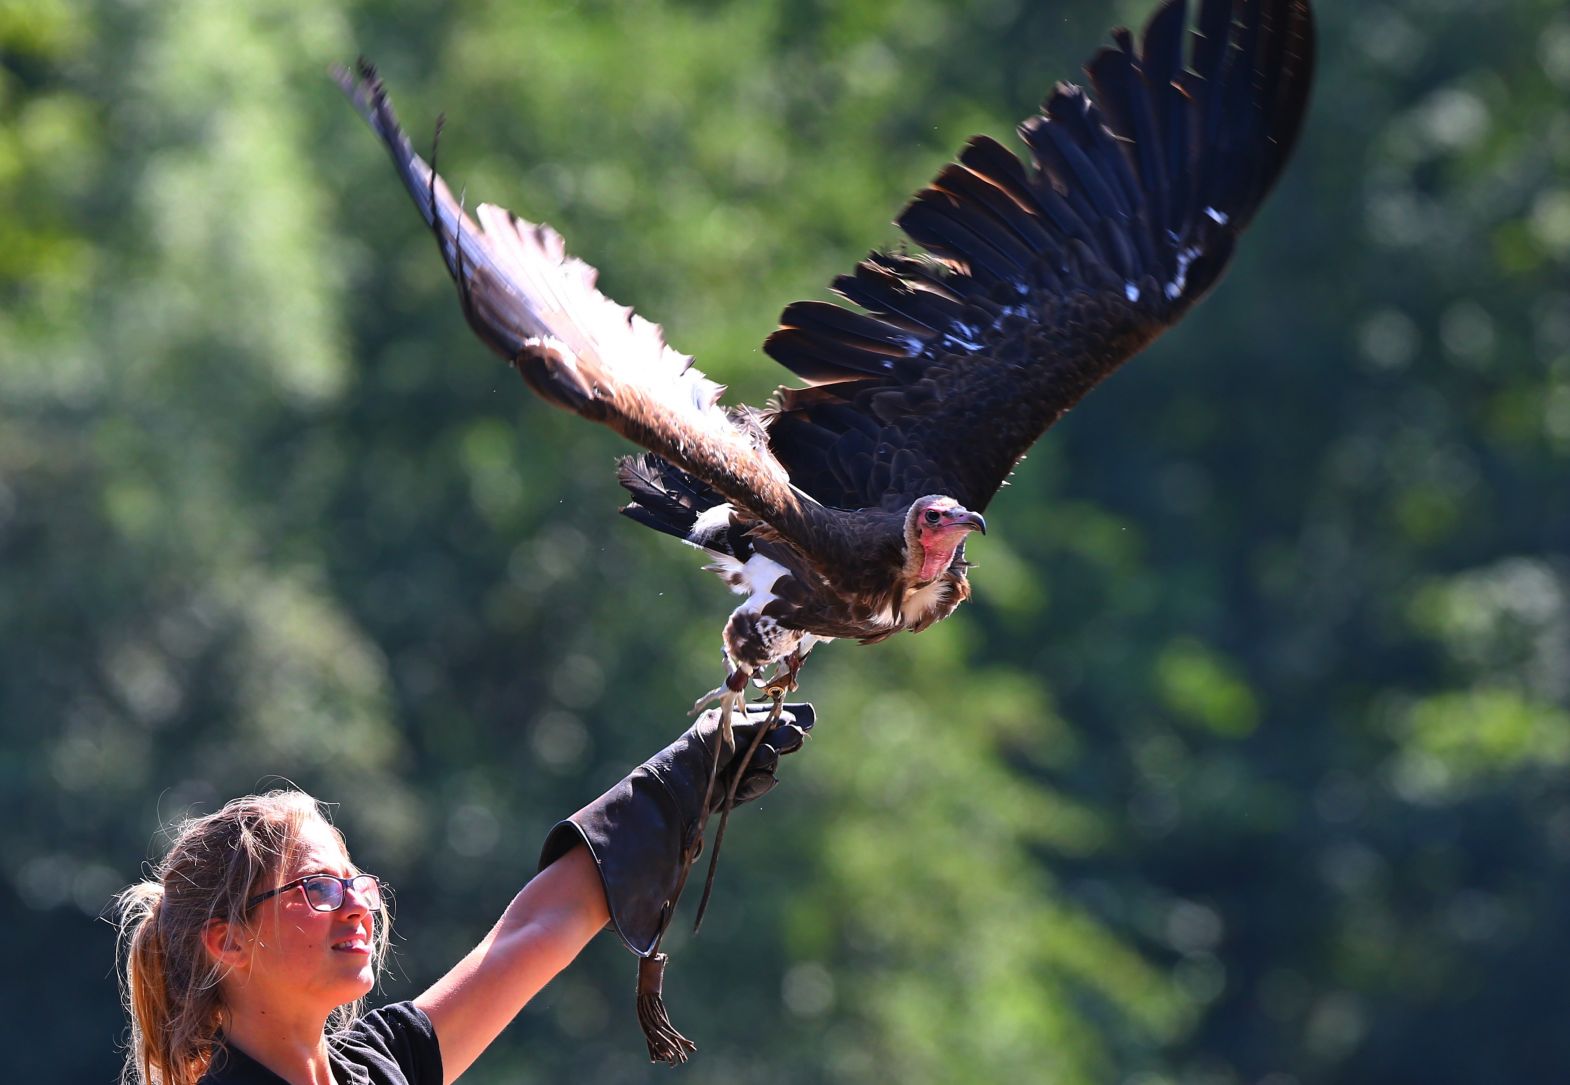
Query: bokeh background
5 0 1569 1081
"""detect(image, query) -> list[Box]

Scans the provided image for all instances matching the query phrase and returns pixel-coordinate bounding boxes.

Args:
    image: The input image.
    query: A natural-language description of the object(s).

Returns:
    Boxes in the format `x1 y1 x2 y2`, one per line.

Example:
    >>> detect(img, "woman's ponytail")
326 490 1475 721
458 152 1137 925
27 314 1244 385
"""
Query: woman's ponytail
116 881 175 1085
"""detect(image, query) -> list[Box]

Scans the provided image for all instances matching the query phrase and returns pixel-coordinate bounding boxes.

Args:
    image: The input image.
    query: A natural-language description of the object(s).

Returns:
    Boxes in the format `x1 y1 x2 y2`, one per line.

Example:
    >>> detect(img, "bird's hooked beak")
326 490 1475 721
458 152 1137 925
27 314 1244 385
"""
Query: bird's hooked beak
950 508 986 535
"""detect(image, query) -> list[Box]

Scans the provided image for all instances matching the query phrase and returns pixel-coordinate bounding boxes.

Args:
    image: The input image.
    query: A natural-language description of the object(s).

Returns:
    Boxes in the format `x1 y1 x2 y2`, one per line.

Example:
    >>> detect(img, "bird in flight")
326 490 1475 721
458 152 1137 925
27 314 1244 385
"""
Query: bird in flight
340 0 1314 732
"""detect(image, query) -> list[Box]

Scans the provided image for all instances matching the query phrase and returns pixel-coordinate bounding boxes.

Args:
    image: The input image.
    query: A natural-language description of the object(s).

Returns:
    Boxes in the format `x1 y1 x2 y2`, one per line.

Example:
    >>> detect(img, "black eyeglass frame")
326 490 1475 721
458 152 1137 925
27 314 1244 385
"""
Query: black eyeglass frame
246 873 383 912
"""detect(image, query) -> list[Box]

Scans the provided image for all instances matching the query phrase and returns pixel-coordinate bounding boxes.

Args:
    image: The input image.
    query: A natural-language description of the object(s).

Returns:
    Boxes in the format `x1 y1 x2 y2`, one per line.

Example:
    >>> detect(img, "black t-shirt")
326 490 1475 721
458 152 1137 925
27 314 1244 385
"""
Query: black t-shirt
198 1002 443 1085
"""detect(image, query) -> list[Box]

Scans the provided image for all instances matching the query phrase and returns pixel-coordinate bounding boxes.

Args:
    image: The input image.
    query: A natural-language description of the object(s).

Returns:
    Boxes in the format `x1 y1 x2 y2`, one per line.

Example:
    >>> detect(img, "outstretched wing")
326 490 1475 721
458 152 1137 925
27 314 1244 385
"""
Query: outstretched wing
763 0 1315 513
337 64 819 542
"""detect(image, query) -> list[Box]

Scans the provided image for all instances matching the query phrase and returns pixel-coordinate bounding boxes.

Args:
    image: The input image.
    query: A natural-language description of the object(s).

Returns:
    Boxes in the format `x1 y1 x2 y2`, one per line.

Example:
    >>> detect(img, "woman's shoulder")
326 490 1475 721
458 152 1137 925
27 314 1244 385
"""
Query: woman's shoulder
335 1003 445 1085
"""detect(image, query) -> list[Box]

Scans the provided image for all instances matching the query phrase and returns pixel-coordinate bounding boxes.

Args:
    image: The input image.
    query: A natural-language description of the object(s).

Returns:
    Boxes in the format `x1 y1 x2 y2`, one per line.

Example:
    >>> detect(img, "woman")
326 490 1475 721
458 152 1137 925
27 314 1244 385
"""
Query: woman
114 703 812 1085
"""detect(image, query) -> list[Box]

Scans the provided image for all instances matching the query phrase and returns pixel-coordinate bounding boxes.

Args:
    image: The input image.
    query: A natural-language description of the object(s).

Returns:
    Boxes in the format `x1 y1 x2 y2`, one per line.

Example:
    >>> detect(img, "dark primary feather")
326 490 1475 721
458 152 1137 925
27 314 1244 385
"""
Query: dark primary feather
764 0 1314 513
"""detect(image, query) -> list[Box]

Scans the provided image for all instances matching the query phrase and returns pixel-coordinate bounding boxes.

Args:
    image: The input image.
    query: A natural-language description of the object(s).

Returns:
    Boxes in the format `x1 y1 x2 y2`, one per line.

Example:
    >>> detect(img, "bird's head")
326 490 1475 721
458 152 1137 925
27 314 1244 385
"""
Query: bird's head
905 495 986 582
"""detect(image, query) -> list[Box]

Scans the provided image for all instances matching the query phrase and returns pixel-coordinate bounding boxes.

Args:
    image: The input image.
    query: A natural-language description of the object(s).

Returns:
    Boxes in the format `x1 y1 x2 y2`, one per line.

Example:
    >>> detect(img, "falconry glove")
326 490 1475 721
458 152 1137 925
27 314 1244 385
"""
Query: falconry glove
537 701 813 1063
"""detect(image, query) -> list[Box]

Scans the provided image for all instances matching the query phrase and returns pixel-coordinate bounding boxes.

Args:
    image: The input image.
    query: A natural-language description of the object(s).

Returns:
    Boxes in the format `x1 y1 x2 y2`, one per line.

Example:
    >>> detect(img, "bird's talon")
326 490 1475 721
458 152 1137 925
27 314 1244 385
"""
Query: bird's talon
690 686 727 717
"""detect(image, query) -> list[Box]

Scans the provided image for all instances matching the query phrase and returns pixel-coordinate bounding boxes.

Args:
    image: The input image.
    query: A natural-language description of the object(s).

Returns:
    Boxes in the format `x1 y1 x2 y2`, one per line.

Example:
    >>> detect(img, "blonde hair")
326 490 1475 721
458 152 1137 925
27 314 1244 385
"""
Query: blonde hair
114 790 391 1085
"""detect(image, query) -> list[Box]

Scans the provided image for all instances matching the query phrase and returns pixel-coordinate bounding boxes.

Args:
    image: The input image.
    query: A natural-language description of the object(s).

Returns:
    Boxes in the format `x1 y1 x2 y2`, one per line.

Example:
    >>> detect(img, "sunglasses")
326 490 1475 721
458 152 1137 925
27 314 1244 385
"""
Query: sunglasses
246 873 383 913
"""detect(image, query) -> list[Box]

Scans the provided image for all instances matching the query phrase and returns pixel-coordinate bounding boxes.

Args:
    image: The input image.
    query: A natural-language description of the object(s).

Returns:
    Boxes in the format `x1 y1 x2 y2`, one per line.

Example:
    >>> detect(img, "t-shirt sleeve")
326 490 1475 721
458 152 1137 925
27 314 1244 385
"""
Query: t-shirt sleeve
343 1002 445 1085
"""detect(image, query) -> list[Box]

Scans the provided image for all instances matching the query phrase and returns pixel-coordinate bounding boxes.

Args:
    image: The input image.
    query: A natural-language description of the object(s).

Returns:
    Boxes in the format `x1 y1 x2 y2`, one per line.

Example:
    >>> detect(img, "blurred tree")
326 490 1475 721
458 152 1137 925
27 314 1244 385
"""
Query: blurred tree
2 1 1567 1083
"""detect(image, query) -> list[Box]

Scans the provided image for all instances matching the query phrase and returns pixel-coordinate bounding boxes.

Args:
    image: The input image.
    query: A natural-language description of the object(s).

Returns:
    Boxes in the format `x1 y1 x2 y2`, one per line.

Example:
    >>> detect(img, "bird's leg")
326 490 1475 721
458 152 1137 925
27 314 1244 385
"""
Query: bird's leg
780 647 807 691
692 665 750 720
693 683 785 934
692 667 750 754
693 667 749 830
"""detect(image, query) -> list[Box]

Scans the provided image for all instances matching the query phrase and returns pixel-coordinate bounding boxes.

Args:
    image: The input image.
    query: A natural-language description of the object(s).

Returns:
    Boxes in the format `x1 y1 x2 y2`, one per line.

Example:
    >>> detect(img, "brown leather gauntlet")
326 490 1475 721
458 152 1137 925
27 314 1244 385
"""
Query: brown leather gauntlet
538 701 811 953
536 702 813 1062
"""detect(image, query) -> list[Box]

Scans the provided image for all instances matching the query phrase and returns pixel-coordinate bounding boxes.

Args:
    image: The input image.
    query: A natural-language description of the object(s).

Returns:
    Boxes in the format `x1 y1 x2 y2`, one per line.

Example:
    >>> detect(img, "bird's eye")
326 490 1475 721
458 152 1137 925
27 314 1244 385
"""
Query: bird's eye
923 509 942 524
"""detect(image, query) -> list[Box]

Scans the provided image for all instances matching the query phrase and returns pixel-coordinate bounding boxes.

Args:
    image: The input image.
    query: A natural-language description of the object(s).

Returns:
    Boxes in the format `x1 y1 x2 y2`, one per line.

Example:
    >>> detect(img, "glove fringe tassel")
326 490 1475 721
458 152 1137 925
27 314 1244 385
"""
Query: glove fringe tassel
636 953 696 1065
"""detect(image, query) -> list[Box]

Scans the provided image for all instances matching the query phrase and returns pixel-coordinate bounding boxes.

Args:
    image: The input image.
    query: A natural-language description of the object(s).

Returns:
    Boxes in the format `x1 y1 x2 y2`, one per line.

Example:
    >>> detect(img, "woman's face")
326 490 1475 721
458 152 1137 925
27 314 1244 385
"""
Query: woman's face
235 816 378 1012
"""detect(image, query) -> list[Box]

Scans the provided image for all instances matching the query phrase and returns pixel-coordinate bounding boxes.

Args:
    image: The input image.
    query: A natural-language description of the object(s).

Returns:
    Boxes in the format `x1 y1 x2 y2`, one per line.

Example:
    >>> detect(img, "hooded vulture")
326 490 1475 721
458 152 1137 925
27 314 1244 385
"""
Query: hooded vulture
339 0 1315 723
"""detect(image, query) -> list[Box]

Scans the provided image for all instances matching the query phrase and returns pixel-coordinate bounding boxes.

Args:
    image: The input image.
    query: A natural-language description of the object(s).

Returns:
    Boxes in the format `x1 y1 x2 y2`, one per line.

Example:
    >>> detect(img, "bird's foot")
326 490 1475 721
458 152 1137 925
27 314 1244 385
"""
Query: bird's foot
689 685 727 716
756 650 807 698
691 666 750 715
693 680 785 935
757 666 799 700
693 670 752 757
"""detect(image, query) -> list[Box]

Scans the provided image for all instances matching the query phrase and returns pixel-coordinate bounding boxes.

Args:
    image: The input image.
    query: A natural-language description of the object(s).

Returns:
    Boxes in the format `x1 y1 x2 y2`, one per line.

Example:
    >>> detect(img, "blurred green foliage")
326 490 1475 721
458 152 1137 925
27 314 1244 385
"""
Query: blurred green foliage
3 0 1568 1082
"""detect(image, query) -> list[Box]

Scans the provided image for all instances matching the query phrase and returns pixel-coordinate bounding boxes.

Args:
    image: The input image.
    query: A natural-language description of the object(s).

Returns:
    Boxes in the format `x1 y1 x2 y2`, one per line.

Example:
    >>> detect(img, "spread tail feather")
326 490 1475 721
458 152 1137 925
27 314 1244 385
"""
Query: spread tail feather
617 453 752 560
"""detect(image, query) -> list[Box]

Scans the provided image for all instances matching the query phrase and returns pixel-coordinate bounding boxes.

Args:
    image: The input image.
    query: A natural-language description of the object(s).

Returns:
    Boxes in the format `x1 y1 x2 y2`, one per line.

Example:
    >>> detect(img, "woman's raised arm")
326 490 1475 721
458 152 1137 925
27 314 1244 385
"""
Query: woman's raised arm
414 703 814 1080
414 843 607 1083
